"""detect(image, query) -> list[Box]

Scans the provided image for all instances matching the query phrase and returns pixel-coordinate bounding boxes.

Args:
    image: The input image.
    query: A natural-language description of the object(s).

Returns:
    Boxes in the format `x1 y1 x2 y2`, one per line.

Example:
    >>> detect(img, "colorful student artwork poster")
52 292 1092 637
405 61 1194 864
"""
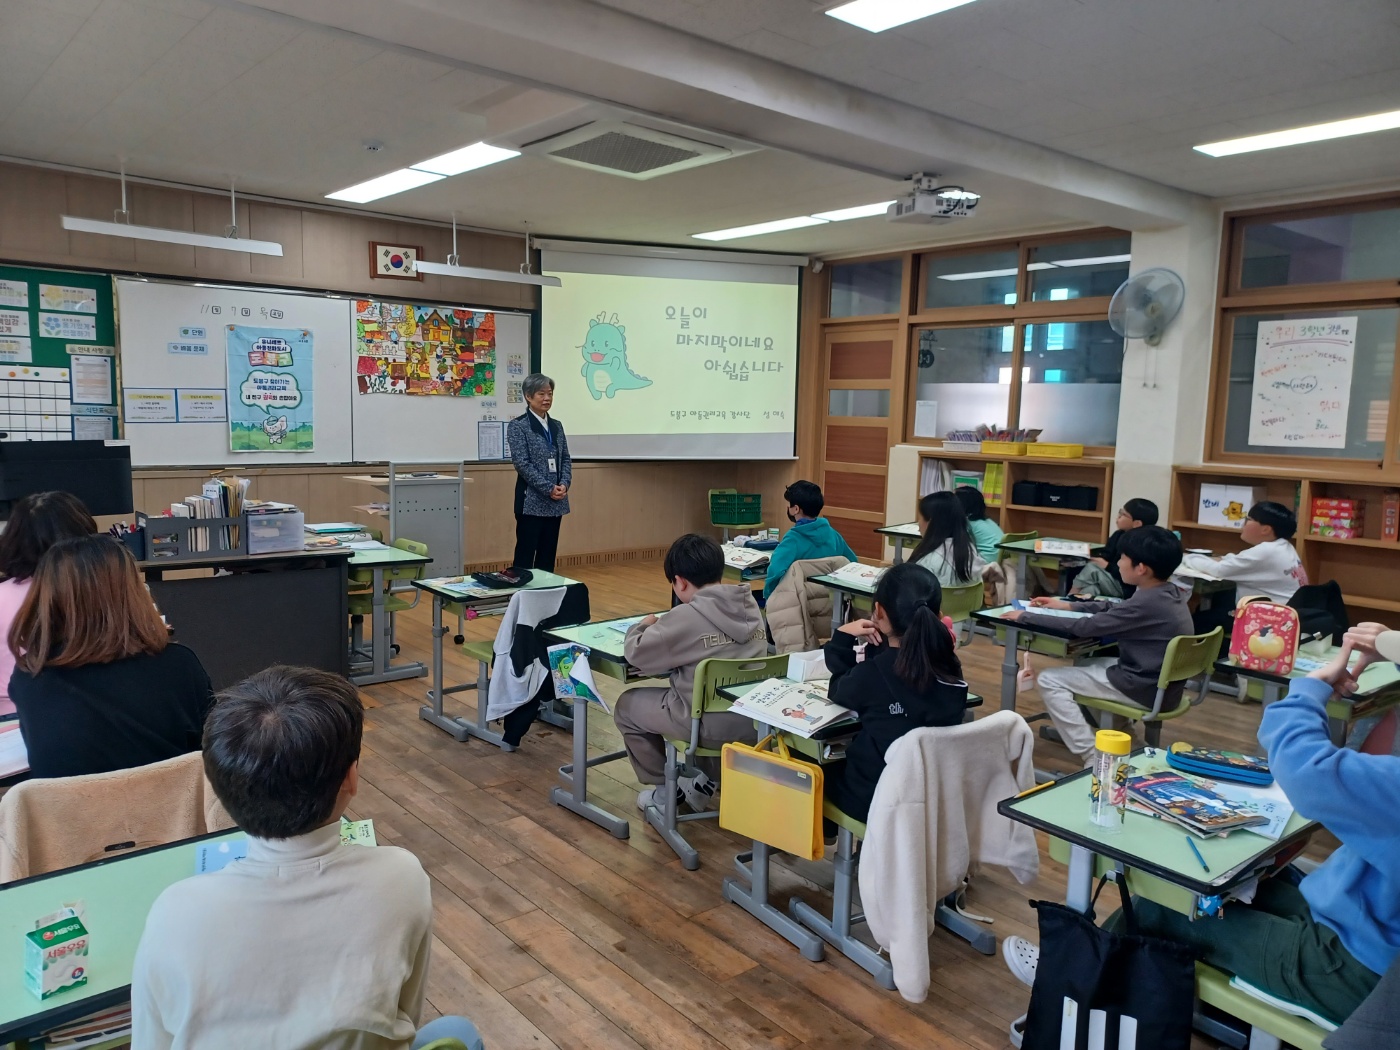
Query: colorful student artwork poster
353 298 496 397
226 325 314 452
1248 317 1357 449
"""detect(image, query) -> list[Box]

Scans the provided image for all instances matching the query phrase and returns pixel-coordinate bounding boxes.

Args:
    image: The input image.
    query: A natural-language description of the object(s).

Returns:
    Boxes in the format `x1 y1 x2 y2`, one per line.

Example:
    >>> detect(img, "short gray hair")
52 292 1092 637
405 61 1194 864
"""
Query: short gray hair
522 373 554 399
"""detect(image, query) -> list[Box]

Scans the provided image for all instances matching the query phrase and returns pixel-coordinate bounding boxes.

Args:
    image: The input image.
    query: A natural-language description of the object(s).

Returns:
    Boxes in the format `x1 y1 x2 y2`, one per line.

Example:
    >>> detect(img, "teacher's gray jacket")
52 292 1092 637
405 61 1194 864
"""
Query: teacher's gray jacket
508 412 572 518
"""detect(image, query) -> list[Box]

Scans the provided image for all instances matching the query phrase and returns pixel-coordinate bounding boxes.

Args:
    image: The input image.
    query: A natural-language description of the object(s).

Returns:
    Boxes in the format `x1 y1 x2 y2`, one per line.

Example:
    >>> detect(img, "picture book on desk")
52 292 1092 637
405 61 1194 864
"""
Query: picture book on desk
725 678 855 739
823 562 886 589
548 643 609 713
1126 771 1271 838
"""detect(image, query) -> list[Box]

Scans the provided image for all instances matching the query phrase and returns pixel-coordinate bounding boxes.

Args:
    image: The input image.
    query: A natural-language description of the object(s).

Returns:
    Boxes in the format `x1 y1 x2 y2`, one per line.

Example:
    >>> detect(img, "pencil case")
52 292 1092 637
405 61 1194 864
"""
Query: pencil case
1165 743 1272 785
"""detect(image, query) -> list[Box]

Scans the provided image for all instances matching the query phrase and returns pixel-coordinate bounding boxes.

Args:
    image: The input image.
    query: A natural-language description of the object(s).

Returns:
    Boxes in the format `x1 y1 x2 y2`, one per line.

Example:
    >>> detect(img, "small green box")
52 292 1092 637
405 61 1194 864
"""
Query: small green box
25 916 90 999
710 492 763 526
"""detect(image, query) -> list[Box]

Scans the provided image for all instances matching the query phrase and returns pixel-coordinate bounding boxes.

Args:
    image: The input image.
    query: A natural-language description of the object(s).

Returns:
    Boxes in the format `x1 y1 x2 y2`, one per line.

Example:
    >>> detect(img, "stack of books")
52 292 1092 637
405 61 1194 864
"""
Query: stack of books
1125 770 1285 838
165 476 251 552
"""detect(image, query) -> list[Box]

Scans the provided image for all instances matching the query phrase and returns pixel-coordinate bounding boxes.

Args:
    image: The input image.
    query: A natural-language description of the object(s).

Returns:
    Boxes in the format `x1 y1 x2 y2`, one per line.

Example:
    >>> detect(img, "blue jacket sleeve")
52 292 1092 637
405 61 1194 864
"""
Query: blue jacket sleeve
763 534 798 599
509 421 553 499
1259 677 1400 868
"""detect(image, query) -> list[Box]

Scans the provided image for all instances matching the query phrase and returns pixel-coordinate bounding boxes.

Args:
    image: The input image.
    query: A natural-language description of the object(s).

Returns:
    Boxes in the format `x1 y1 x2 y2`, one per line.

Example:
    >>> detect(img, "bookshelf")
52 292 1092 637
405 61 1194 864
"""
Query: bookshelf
1169 464 1400 623
914 449 1115 544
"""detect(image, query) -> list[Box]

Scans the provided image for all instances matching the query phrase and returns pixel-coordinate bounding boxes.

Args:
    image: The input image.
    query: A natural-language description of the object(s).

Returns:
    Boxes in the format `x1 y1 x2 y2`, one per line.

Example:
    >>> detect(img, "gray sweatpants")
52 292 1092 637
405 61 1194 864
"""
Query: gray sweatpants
613 685 757 785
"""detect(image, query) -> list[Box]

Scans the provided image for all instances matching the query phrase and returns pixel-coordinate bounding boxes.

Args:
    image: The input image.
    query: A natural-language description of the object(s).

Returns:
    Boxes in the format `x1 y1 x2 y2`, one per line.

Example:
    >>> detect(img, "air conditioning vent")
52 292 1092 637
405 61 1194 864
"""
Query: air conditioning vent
523 121 734 180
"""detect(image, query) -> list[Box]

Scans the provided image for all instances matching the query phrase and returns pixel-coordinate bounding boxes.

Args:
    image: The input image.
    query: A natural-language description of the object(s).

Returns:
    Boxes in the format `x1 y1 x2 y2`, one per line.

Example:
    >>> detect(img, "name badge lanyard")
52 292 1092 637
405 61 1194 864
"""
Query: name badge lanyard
543 419 559 479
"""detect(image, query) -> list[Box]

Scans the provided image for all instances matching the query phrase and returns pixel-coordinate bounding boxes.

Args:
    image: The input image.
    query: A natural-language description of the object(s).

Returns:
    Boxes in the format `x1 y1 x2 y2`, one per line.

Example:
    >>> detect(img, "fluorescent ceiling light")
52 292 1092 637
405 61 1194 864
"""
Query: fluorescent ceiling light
693 215 828 241
827 0 979 33
60 216 283 256
414 259 561 287
326 168 444 203
1195 108 1400 157
1046 254 1131 268
811 200 896 221
935 266 1018 282
412 142 520 176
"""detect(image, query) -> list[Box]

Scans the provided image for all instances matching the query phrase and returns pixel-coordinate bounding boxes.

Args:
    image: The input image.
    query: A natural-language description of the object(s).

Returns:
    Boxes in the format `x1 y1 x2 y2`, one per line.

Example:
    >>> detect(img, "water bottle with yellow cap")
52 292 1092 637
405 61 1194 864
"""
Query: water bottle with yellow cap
1089 729 1132 830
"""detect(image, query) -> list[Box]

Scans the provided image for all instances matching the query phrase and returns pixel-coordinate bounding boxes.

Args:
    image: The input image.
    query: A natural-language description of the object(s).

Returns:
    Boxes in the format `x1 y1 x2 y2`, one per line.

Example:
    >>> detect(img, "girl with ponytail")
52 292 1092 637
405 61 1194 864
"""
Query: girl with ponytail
821 561 969 823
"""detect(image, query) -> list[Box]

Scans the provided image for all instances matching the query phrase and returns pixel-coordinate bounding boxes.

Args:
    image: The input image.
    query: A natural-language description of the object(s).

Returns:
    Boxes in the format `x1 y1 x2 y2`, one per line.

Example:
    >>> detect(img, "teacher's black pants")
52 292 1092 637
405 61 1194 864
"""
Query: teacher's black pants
514 514 561 572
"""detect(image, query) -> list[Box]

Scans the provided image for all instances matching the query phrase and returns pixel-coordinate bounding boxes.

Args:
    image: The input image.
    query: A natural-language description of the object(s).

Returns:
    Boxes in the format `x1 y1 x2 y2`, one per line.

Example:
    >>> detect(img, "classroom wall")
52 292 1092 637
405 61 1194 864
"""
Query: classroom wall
2 159 818 567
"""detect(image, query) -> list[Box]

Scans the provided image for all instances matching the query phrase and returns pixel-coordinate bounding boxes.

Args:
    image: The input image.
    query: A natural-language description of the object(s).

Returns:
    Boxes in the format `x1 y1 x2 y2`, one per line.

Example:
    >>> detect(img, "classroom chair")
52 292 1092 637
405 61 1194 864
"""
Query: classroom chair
940 580 984 646
348 537 429 663
1195 964 1326 1050
647 654 790 870
1073 628 1224 748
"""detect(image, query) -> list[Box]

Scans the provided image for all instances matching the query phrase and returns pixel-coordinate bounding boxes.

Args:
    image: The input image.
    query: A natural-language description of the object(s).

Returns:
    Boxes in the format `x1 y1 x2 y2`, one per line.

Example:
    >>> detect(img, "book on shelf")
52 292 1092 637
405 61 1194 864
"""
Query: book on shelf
1125 770 1272 838
724 678 856 739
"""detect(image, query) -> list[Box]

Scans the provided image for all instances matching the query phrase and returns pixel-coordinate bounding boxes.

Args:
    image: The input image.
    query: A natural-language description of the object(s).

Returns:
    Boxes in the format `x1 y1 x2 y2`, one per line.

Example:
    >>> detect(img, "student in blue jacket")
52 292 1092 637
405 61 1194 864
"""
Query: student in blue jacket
1006 623 1396 1025
762 481 858 600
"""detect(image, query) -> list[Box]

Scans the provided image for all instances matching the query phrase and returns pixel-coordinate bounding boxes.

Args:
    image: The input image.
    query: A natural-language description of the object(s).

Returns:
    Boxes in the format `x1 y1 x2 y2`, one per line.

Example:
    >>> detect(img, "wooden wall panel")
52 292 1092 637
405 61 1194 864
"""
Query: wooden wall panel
825 425 889 465
828 340 893 381
823 470 886 514
824 514 884 560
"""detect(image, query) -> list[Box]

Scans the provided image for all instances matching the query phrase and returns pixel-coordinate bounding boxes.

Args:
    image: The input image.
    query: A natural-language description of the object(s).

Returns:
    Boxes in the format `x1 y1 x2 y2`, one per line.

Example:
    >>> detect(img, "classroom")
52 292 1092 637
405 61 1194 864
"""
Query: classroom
0 1 1398 1048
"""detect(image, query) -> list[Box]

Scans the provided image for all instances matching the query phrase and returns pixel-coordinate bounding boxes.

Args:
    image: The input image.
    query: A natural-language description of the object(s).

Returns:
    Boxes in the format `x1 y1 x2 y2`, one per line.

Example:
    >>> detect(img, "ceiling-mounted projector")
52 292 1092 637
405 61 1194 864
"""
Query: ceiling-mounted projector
887 173 980 225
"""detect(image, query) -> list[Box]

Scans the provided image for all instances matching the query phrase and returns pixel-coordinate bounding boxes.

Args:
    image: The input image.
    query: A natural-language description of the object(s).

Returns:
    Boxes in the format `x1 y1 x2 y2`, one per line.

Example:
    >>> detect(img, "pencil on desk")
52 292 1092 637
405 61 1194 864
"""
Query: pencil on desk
1015 780 1056 799
1187 837 1211 873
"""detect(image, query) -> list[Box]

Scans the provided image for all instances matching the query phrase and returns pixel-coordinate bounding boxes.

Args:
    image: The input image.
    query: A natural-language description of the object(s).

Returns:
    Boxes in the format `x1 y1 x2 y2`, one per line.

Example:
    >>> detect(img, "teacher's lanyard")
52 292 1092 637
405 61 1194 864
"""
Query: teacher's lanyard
540 417 558 479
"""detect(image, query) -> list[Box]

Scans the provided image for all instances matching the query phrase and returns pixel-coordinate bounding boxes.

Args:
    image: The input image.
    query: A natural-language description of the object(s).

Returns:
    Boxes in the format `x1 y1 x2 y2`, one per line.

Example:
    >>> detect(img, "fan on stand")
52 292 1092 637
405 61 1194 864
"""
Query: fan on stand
1108 267 1185 345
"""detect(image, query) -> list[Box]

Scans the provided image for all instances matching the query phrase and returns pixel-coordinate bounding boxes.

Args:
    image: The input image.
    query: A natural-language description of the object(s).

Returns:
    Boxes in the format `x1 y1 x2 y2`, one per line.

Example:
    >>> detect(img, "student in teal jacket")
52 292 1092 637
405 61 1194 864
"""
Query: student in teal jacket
762 481 858 600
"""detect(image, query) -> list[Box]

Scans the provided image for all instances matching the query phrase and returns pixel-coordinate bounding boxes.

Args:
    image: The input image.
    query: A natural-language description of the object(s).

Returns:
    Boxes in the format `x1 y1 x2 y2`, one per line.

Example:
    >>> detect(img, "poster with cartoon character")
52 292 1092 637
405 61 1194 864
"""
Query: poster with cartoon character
226 325 314 452
353 298 496 397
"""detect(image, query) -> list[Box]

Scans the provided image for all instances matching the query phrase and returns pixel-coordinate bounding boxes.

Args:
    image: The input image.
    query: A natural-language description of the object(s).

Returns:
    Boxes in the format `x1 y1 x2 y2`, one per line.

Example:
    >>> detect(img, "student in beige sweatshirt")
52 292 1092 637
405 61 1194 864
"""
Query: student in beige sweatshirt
131 667 483 1050
613 533 767 812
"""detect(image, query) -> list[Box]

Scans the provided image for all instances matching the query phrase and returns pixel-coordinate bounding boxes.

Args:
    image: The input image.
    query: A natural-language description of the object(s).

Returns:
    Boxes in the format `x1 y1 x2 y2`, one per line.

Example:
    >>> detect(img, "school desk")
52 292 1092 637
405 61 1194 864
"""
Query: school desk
140 548 351 690
542 615 668 840
412 572 585 748
1216 649 1400 745
972 605 1111 712
0 829 245 1045
347 544 432 686
808 571 879 635
996 536 1099 600
875 521 922 564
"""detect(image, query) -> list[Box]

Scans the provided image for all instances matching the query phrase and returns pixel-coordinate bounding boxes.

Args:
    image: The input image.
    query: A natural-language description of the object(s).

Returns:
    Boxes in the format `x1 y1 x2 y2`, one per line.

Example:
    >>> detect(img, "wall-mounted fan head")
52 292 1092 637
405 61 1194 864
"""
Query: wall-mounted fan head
1108 267 1185 346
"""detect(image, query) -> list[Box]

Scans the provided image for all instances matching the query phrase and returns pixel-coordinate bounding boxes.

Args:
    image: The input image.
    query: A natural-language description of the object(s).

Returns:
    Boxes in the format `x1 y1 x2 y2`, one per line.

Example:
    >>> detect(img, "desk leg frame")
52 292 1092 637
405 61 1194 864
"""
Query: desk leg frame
551 697 630 838
418 594 506 747
999 624 1023 712
723 844 824 961
353 566 426 686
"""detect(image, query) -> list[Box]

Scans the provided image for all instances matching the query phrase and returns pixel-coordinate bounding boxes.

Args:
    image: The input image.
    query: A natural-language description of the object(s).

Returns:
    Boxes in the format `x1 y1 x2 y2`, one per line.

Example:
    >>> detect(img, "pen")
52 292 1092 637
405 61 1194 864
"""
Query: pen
1187 837 1211 873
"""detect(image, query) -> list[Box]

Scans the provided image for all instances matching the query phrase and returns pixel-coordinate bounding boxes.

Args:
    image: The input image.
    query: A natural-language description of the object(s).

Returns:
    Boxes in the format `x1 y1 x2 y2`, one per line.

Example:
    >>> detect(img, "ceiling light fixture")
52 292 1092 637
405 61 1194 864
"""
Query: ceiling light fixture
327 141 519 203
1047 254 1132 268
1195 107 1400 157
414 215 562 287
827 0 979 33
62 171 283 256
693 215 829 242
326 168 444 203
412 142 521 176
811 200 897 221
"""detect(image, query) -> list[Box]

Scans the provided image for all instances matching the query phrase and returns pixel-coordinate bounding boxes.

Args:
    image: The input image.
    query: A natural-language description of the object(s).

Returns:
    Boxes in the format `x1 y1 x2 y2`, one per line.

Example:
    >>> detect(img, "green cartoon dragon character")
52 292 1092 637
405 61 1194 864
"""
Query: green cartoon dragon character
580 314 651 399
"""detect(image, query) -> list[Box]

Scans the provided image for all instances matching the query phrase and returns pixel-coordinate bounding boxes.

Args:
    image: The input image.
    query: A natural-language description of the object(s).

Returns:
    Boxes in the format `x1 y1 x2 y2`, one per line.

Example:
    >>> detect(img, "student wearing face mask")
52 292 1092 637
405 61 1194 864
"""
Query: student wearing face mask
762 480 858 601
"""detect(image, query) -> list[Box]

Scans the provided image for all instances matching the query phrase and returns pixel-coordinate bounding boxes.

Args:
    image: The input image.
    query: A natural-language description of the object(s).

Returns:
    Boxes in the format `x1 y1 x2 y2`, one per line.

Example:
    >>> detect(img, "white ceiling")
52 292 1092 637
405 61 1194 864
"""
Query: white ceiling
2 0 1399 256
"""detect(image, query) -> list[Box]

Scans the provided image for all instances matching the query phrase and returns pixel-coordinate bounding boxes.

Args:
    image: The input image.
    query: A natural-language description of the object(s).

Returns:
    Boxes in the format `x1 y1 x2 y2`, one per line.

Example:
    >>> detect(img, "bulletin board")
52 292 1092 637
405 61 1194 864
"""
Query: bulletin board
0 264 121 441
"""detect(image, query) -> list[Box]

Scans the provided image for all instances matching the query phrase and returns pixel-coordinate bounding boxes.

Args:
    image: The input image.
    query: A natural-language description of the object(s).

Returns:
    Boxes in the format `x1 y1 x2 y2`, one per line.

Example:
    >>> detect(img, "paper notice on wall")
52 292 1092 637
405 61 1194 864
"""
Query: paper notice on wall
913 400 938 438
0 281 28 309
477 419 505 460
0 311 29 337
124 388 178 422
72 413 114 440
39 312 97 341
1248 317 1357 449
177 388 228 422
0 337 31 363
39 285 97 313
70 355 112 405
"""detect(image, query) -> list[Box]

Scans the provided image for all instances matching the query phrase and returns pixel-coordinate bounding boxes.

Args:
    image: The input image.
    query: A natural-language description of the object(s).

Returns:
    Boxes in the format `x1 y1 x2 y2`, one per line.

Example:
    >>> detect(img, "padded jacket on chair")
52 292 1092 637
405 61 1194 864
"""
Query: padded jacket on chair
766 555 851 653
0 751 236 882
858 712 1040 1003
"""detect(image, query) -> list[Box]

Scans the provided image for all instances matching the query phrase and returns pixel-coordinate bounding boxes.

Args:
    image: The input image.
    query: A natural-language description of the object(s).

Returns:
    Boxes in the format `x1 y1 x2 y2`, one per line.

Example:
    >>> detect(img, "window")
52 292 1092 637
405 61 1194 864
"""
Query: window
829 258 903 317
1028 234 1131 301
923 247 1019 309
1020 320 1123 446
1239 206 1400 289
828 389 891 417
914 326 1013 434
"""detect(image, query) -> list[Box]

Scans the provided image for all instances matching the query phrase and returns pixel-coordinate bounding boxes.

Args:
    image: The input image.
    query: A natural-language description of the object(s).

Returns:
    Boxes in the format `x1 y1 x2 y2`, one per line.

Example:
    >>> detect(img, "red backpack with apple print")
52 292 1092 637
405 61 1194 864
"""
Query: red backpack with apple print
1229 596 1300 675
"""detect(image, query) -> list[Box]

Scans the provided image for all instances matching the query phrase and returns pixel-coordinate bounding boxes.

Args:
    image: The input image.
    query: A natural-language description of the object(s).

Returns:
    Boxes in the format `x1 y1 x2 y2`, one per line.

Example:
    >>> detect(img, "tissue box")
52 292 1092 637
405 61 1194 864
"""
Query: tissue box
1198 484 1265 529
25 916 89 999
786 650 831 683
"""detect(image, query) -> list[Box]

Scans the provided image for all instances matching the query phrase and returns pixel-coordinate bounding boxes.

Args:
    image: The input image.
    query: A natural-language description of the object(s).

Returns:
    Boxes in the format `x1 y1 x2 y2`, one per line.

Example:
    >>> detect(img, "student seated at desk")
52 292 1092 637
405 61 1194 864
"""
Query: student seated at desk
1004 626 1397 1026
1004 526 1192 767
131 666 484 1050
763 480 858 601
9 535 213 779
615 533 767 812
822 562 968 823
1182 501 1307 633
1070 497 1157 600
954 486 1004 563
911 491 986 587
0 490 96 719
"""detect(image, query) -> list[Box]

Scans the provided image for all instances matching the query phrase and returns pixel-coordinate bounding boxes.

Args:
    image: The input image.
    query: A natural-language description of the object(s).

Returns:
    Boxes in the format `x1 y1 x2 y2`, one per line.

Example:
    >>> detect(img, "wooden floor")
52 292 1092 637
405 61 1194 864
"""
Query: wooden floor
354 558 1330 1050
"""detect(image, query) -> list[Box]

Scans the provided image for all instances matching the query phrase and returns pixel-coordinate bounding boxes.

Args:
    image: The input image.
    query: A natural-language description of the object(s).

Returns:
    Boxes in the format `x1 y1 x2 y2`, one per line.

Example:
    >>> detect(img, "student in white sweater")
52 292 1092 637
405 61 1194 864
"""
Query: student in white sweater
131 667 483 1050
1181 501 1307 604
910 491 986 587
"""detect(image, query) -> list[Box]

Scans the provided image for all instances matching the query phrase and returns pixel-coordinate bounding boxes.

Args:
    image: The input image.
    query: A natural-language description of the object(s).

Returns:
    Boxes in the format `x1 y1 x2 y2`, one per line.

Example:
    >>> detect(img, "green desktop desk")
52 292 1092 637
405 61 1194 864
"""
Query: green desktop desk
1218 648 1400 745
875 521 921 564
347 544 432 686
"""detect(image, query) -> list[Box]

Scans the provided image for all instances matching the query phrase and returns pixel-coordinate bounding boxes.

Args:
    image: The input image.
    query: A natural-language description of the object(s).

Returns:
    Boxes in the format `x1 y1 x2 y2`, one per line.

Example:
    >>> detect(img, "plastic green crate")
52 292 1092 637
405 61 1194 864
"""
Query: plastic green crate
710 492 763 525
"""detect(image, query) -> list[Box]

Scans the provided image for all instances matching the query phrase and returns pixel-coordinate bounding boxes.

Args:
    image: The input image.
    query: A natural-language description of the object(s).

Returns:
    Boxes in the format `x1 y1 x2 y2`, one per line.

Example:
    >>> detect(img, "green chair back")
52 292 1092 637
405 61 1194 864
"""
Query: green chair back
997 530 1038 563
940 580 984 624
685 654 791 757
384 537 430 584
1157 627 1225 690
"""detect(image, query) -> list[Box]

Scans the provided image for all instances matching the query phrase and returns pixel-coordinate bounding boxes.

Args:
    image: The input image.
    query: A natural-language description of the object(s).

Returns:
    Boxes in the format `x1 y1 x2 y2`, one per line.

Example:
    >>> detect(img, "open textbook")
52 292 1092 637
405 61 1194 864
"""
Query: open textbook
725 678 856 739
822 562 887 590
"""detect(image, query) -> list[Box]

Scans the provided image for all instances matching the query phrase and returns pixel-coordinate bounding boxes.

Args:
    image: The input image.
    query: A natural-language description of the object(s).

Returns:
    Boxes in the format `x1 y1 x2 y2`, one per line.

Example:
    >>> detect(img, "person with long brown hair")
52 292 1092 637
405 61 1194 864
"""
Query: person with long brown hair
9 534 213 778
0 490 95 717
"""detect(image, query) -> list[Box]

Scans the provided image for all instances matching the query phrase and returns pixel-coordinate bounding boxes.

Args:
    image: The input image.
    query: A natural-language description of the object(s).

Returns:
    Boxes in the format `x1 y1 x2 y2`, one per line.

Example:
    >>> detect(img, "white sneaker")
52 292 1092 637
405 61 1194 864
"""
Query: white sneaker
636 785 685 813
679 772 717 812
1002 936 1039 988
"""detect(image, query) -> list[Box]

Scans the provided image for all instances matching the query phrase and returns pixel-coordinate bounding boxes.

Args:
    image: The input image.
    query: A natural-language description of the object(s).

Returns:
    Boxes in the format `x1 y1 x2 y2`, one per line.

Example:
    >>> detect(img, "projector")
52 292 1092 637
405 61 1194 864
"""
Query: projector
886 175 980 225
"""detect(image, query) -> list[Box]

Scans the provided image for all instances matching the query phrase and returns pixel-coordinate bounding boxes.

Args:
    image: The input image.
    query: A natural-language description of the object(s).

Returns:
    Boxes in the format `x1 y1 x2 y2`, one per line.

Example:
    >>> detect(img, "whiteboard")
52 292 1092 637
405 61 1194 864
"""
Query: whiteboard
351 310 531 462
116 278 354 466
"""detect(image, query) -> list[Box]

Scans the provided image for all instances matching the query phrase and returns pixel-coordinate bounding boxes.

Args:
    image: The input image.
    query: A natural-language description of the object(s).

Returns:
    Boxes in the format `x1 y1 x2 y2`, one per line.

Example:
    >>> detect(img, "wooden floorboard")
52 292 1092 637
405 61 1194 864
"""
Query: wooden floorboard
352 556 1323 1049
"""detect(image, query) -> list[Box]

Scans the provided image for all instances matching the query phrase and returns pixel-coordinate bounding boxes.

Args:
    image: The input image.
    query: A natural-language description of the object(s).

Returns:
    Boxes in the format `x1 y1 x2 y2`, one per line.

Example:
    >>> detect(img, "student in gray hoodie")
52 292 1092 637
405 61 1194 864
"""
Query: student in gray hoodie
1004 526 1193 766
615 533 768 812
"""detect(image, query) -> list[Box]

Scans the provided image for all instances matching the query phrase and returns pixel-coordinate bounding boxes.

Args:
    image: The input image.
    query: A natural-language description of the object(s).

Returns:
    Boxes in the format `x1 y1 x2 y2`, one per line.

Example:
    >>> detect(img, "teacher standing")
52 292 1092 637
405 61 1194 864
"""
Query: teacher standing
508 373 572 572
